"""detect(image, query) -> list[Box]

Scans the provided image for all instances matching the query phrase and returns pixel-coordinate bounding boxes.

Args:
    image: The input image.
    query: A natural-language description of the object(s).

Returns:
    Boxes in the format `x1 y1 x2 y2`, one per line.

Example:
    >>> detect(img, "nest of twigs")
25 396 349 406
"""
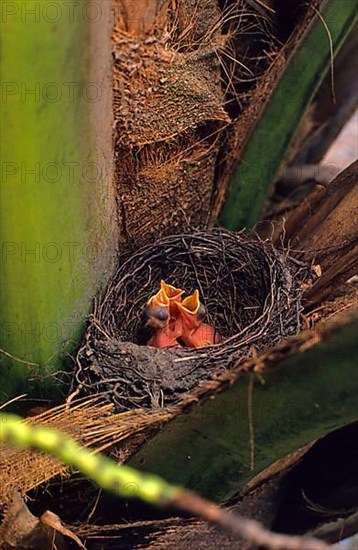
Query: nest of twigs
75 229 306 411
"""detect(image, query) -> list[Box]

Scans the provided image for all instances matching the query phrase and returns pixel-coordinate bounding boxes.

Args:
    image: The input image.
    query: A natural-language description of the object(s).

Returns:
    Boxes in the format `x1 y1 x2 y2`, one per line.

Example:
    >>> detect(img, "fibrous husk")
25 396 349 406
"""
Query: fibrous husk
75 228 306 411
113 0 278 246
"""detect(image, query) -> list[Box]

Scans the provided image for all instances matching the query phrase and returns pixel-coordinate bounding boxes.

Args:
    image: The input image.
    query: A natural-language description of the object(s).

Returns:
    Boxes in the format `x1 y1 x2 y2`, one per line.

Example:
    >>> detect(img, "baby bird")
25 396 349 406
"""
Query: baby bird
145 281 183 348
176 290 222 348
147 327 181 349
160 280 184 310
144 286 170 331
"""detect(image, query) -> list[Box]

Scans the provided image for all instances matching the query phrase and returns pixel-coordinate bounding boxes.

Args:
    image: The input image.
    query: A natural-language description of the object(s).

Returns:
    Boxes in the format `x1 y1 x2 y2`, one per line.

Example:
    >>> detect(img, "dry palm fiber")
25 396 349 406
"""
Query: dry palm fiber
75 228 306 411
0 397 175 515
113 0 278 246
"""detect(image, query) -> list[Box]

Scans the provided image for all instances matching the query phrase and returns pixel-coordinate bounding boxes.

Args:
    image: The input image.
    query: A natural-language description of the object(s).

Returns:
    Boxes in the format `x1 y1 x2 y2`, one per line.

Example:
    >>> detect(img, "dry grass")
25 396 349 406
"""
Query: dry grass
0 398 173 513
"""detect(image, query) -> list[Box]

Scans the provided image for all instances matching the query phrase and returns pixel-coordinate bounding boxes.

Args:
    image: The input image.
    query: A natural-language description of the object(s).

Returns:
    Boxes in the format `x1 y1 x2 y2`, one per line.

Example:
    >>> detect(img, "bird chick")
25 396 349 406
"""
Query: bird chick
147 326 182 348
145 281 184 348
160 280 184 339
144 287 170 330
176 290 222 348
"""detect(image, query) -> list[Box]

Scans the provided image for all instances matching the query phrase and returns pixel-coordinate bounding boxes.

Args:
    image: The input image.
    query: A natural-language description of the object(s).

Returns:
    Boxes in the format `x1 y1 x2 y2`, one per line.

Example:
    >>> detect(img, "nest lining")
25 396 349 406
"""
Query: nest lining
75 229 305 411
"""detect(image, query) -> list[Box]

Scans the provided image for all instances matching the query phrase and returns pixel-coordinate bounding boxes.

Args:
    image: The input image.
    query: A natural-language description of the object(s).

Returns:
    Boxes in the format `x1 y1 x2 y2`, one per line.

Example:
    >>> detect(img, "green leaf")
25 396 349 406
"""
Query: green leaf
129 315 358 503
219 0 358 230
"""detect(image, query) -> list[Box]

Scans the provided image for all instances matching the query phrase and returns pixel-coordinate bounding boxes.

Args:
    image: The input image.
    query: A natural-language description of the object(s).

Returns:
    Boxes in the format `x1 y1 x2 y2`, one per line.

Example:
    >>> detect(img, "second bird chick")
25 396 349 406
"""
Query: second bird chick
177 290 222 348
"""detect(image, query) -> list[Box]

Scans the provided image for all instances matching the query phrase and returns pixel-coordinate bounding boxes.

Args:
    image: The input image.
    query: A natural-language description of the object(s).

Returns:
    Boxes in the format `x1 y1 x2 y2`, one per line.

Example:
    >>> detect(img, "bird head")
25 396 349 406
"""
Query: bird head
145 287 170 329
176 289 206 332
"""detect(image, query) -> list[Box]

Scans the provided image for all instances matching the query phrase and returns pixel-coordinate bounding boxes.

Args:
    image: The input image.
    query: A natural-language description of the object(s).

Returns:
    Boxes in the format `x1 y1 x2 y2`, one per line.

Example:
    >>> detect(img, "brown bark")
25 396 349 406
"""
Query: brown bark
112 0 278 247
113 0 228 247
274 161 358 304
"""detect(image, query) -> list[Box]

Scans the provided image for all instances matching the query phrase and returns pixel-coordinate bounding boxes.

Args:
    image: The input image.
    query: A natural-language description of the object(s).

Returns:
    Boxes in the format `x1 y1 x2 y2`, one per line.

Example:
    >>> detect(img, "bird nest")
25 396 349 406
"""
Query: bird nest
74 229 306 411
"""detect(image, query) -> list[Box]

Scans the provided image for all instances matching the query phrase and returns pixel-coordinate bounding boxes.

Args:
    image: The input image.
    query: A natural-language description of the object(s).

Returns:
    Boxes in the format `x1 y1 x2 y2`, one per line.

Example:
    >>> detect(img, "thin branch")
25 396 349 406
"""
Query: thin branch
173 491 332 550
248 372 256 470
0 347 39 367
308 510 358 544
0 414 332 550
312 5 336 103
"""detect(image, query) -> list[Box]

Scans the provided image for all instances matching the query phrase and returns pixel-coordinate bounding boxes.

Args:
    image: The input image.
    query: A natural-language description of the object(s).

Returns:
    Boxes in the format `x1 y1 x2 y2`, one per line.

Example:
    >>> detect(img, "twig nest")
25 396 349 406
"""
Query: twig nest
75 229 305 411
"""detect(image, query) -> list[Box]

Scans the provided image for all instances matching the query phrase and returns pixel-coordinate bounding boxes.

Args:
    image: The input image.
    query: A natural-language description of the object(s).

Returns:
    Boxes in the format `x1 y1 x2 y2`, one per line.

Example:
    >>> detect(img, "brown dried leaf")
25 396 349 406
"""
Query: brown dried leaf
0 492 64 550
41 511 86 550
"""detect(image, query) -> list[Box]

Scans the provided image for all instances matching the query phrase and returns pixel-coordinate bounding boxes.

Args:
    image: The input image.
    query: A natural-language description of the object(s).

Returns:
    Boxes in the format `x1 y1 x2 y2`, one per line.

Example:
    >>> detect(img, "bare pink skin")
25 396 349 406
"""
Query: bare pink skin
181 323 223 348
147 326 182 349
146 281 184 347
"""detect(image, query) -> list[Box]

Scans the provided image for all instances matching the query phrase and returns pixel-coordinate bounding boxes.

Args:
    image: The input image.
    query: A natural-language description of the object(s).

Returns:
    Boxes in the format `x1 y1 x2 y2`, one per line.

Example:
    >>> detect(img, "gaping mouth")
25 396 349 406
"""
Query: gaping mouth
160 280 184 302
145 288 170 328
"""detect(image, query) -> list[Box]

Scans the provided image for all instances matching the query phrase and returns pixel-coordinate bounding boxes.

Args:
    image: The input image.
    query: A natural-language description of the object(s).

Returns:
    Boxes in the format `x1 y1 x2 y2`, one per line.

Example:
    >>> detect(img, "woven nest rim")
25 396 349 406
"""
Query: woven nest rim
74 229 307 410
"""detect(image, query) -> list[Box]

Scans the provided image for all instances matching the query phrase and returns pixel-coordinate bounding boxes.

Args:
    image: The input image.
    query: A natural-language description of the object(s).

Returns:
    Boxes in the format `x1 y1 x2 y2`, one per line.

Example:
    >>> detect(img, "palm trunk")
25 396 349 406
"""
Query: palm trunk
0 1 117 404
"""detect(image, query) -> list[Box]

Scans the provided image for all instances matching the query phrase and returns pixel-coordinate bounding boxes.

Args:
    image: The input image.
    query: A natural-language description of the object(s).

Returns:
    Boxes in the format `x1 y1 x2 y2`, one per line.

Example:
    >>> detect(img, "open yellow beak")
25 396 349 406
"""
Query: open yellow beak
160 280 184 302
176 289 205 331
180 289 201 314
147 287 170 308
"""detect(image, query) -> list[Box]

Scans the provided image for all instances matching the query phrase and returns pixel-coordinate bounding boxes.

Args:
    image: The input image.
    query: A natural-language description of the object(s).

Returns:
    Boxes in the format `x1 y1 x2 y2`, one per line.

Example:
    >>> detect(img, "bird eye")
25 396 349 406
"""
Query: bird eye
155 308 168 321
144 306 168 321
197 304 206 320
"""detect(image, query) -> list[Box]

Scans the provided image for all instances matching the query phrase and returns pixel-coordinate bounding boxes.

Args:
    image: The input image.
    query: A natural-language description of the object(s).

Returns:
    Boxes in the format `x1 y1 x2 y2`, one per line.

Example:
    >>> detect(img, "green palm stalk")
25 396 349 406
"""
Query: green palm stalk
0 1 117 404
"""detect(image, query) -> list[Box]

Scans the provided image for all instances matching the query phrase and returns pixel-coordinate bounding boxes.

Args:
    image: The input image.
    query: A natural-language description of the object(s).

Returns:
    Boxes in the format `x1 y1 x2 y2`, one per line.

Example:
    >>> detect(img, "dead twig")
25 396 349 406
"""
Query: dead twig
173 490 332 550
